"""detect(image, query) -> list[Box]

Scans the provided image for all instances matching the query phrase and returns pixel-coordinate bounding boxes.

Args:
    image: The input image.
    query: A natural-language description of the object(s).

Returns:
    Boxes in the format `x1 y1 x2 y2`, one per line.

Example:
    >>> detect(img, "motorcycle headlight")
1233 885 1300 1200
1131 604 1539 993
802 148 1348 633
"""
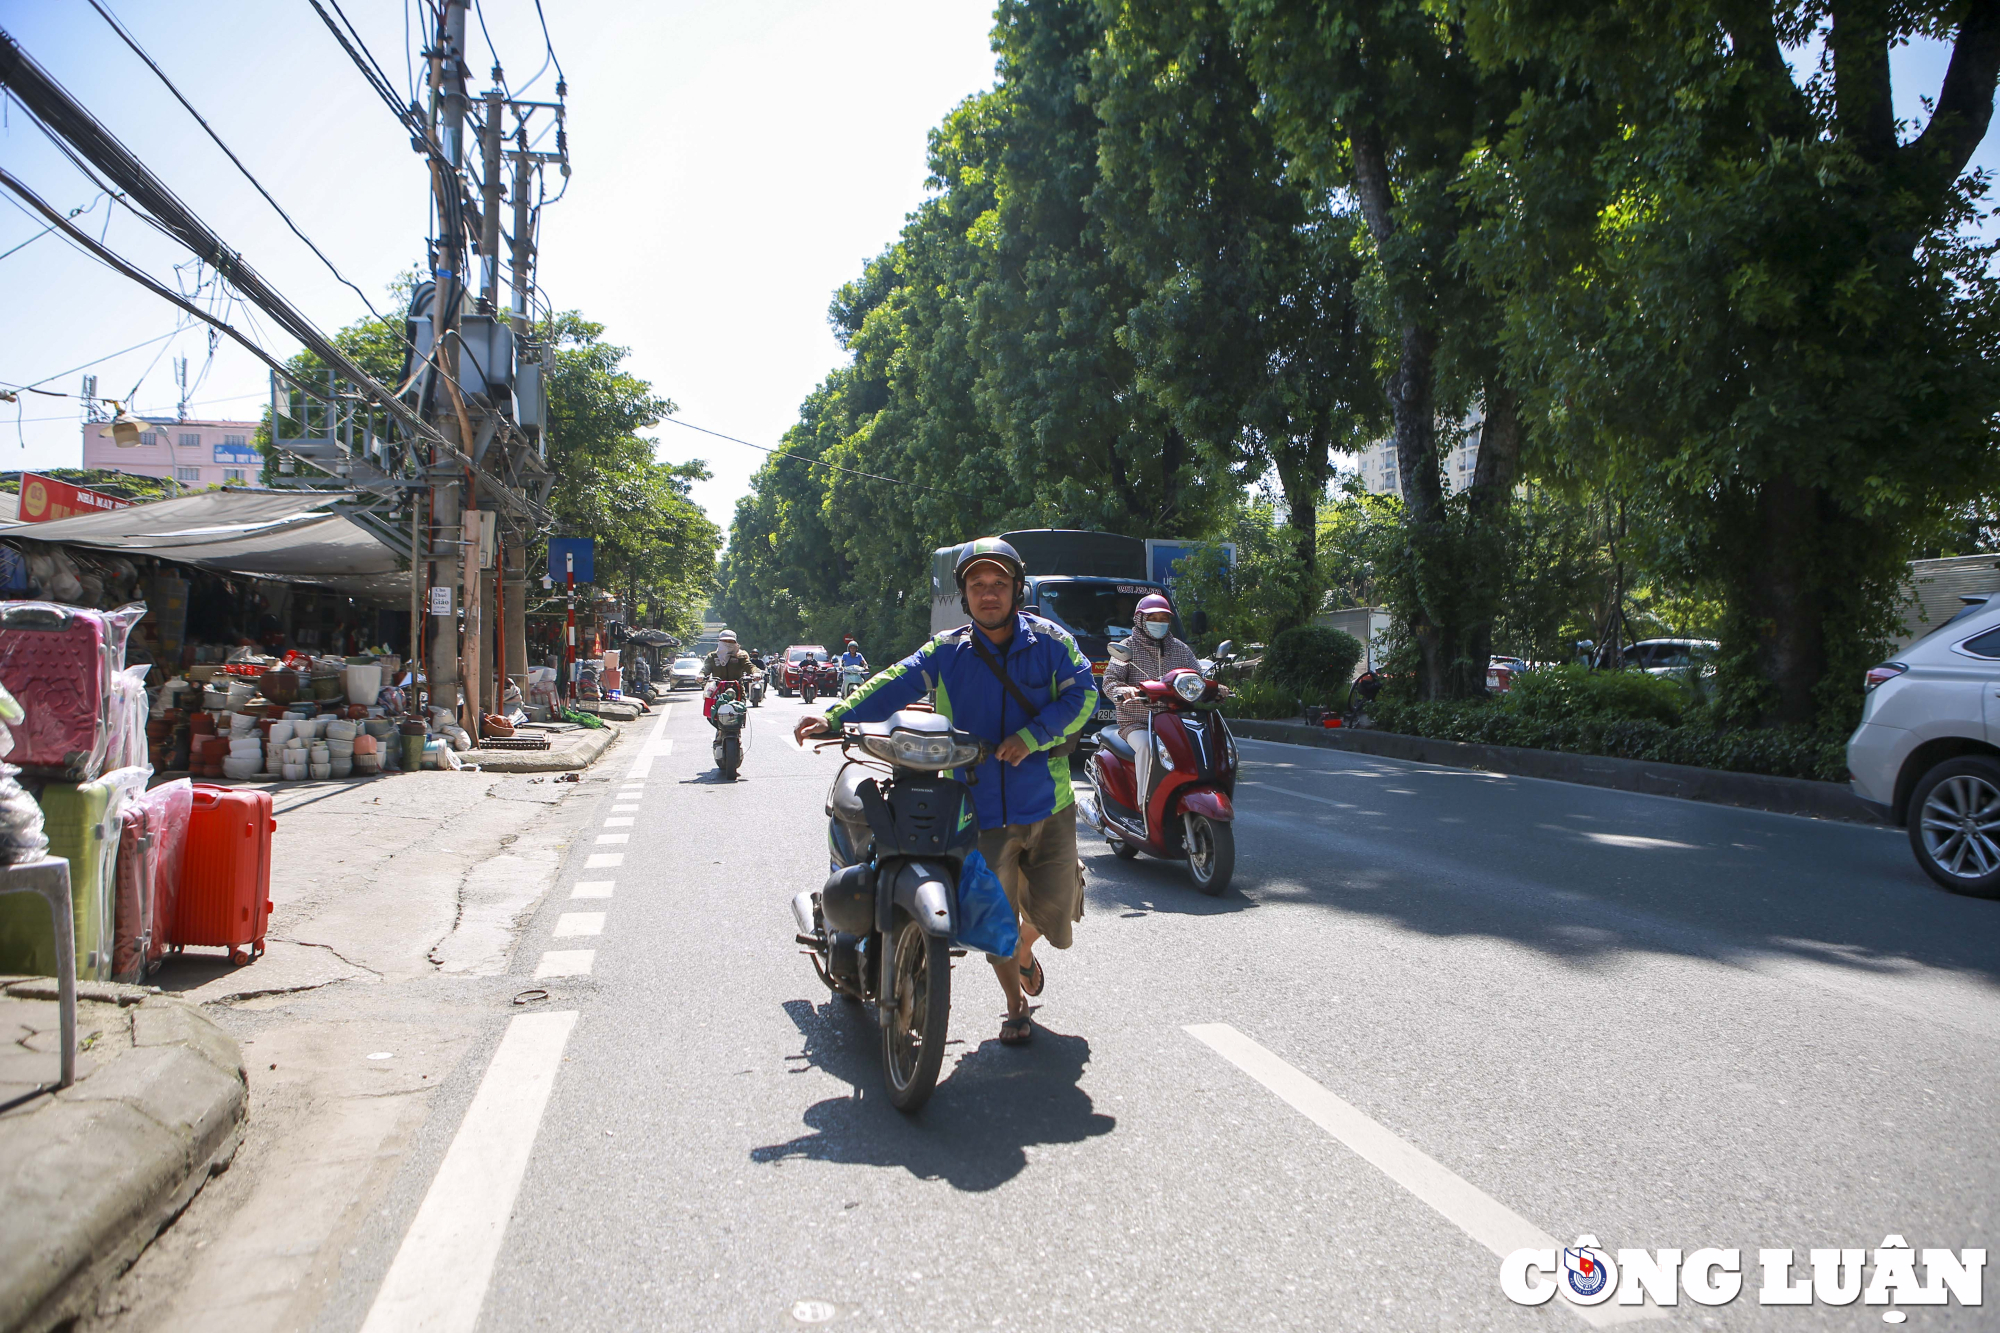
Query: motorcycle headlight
863 729 982 770
1173 672 1207 702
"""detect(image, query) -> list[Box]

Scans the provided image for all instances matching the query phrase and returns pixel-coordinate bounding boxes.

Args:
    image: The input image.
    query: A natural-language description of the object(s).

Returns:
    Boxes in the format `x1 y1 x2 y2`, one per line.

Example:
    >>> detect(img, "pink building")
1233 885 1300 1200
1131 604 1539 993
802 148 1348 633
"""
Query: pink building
79 418 262 489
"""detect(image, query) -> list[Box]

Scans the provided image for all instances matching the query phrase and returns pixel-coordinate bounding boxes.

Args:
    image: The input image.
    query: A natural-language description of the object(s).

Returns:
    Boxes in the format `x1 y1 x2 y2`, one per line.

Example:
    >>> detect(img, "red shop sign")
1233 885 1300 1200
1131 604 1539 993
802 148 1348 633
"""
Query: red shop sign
18 473 132 523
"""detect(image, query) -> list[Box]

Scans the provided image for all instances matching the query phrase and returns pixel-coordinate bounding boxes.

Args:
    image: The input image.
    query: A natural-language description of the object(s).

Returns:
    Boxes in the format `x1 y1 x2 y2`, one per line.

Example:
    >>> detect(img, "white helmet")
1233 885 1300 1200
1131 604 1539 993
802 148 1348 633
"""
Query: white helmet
717 630 737 643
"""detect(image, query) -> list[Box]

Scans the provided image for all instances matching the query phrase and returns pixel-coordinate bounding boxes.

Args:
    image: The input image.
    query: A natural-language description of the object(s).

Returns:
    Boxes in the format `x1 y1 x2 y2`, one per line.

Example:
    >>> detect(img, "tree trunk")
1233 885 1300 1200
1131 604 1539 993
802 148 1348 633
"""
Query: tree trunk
1270 421 1331 632
1159 424 1184 529
1744 475 1830 727
1457 381 1524 692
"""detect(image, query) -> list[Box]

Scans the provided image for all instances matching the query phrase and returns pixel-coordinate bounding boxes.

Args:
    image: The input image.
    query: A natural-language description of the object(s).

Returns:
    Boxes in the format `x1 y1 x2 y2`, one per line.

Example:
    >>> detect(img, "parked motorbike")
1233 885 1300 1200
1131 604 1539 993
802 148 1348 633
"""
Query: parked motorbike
840 661 868 699
710 680 750 780
1076 656 1238 894
792 710 985 1112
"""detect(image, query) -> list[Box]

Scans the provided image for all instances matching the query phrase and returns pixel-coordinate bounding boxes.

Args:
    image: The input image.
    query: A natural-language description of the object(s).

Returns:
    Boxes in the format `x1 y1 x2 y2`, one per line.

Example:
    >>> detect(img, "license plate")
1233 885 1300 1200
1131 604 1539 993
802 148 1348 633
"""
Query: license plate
1094 707 1115 721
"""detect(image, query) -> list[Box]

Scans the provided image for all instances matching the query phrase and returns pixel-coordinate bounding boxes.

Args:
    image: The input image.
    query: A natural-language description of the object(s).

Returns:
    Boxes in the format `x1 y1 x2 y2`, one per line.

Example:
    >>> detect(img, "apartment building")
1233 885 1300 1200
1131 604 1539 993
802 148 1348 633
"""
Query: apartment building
79 418 262 489
1351 411 1483 497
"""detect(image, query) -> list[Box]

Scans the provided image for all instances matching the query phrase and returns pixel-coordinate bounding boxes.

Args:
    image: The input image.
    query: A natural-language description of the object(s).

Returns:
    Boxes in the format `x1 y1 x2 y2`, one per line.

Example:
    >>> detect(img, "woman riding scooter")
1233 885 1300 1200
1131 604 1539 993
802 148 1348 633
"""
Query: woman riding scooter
1100 596 1230 821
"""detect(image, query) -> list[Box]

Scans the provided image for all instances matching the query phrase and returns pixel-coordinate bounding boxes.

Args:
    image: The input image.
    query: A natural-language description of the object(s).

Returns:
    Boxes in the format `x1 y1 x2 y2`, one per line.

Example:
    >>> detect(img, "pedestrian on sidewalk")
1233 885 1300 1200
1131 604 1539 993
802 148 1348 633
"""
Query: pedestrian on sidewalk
795 538 1097 1047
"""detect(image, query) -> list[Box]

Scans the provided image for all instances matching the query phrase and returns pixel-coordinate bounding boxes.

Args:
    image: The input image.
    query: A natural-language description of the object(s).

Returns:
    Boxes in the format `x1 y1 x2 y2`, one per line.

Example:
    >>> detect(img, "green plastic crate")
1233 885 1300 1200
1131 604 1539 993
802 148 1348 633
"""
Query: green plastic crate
0 774 120 981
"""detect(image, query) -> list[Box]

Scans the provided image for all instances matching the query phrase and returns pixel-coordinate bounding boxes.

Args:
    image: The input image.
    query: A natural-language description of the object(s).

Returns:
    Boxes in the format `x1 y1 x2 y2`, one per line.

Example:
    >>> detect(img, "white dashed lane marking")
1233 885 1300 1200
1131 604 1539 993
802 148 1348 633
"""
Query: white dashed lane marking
585 853 622 869
533 950 594 979
360 1010 578 1333
594 834 629 845
603 817 634 827
570 881 613 899
1185 1024 1662 1328
554 912 605 938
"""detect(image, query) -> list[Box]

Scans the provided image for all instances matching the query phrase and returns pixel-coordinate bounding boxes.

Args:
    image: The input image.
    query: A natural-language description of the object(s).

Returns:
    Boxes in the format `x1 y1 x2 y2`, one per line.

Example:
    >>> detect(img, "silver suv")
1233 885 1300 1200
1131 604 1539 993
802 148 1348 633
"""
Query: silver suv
1848 596 2000 897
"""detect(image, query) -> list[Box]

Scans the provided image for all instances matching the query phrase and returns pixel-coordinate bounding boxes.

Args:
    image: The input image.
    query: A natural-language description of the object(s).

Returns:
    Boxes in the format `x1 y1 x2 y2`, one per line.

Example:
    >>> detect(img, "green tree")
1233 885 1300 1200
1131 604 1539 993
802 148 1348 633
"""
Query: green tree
1222 0 1534 698
1460 0 2000 724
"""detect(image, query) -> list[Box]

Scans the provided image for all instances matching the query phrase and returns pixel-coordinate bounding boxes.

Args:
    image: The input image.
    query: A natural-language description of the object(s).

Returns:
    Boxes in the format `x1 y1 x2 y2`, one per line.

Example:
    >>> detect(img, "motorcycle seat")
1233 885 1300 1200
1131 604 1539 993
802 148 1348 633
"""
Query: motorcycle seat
1098 727 1136 765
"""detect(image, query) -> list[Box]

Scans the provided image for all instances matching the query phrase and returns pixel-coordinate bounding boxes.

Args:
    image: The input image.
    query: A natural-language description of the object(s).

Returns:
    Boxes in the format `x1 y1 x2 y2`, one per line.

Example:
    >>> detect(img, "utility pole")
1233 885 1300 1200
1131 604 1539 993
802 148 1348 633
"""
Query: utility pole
427 0 469 728
502 120 535 706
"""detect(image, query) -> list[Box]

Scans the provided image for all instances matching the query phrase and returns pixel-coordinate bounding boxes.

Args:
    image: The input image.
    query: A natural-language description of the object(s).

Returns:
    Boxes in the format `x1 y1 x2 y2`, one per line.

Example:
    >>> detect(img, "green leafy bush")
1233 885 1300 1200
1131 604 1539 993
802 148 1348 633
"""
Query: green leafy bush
1220 678 1309 719
1504 664 1686 726
1261 625 1363 701
1366 697 1848 782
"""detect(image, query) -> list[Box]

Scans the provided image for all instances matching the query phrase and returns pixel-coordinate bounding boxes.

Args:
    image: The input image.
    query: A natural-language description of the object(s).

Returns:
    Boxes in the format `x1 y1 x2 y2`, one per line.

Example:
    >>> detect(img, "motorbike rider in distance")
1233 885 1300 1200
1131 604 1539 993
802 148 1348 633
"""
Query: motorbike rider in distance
839 637 866 670
702 630 756 721
1100 594 1229 830
794 538 1098 1047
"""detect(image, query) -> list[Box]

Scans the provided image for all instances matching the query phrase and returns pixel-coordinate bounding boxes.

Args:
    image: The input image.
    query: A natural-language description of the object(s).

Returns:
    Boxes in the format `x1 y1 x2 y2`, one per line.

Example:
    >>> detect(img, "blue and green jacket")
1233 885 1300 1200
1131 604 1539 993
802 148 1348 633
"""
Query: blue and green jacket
824 614 1098 830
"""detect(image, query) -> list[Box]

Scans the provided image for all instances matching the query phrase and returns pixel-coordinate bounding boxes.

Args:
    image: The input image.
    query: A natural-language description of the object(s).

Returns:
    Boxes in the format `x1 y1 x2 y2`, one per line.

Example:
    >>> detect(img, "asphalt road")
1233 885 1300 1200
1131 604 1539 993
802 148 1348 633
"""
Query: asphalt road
339 691 2000 1332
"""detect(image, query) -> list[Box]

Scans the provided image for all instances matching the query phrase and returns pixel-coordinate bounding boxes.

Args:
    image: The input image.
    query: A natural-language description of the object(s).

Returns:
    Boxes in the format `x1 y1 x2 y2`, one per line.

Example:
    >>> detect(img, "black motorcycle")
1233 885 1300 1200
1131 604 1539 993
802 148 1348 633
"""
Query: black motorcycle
792 710 984 1112
710 680 749 780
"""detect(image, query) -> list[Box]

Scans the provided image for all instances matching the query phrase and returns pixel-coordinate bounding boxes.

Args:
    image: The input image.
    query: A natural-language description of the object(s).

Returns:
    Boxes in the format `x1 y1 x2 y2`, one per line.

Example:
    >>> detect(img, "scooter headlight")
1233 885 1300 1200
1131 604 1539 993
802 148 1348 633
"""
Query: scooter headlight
864 728 982 770
1172 672 1207 703
1153 732 1176 771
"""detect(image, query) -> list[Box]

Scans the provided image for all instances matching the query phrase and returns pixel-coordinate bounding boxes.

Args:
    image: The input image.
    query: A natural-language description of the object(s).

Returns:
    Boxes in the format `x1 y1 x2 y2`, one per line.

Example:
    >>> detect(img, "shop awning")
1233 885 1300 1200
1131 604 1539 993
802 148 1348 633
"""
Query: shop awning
5 487 415 603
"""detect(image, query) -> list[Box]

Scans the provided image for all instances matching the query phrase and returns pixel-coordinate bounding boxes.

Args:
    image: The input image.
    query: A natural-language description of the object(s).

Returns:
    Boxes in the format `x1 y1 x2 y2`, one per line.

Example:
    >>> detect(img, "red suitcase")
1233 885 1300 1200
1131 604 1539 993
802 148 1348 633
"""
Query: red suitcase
176 783 275 964
113 779 193 980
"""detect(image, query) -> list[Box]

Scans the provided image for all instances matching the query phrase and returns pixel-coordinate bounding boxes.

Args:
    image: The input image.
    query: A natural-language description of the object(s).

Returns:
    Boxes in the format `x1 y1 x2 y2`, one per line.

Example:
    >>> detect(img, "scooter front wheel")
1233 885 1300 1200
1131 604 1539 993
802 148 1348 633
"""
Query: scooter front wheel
717 735 741 781
881 912 950 1113
1184 812 1234 895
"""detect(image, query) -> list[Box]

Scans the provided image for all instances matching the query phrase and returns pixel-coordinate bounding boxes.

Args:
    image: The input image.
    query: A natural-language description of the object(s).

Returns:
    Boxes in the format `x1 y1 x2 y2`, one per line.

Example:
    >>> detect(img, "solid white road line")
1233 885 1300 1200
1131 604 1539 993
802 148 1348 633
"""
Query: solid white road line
359 1010 579 1333
603 817 634 827
625 708 674 779
554 912 604 937
570 881 614 899
584 853 622 869
533 950 594 979
1184 1024 1661 1328
1237 779 1350 809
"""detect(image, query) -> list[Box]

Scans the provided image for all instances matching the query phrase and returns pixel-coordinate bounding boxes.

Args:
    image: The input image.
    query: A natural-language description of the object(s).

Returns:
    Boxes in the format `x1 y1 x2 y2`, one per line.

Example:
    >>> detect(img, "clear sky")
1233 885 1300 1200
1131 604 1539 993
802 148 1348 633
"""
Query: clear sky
0 0 1000 534
0 2 1991 541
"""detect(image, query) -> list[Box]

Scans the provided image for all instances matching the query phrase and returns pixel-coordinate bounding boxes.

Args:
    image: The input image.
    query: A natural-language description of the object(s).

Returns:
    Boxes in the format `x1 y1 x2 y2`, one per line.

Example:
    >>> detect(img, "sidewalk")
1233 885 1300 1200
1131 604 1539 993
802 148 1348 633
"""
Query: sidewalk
0 980 245 1333
70 713 641 1333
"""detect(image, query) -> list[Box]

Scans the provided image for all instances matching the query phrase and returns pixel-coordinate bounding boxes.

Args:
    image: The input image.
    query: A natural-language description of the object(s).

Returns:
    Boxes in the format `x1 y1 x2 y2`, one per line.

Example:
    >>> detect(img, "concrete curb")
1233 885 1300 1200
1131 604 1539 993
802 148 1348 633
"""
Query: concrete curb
468 720 621 774
1228 718 1881 824
0 986 246 1333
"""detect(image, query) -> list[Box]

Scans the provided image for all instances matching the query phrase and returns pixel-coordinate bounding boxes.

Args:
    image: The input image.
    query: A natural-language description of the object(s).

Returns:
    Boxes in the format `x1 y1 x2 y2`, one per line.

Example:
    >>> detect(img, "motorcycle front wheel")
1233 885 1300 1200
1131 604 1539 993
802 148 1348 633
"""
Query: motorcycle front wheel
881 912 950 1113
717 735 741 781
1184 812 1235 896
801 685 816 704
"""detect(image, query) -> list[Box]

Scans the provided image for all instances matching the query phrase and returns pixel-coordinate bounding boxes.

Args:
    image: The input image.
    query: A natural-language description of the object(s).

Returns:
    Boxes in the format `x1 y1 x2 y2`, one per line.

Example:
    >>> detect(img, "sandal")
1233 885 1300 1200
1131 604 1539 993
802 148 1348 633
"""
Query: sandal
1018 954 1045 998
999 1014 1033 1046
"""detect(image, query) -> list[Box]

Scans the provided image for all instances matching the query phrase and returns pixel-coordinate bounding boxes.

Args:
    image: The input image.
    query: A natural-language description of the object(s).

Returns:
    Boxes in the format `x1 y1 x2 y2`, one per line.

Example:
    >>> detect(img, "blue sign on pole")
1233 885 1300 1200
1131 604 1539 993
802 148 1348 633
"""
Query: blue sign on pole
547 537 595 583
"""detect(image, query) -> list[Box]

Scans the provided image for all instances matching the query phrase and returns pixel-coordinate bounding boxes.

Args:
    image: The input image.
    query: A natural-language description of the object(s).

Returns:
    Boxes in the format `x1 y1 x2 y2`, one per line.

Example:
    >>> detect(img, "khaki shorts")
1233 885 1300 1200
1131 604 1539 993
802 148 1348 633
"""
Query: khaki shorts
977 809 1086 953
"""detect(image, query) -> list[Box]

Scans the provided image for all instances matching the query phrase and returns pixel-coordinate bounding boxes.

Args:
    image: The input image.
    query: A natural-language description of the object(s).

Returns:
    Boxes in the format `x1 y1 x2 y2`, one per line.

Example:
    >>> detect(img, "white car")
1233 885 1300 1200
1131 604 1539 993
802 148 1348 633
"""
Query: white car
1847 595 2000 897
1621 638 1718 677
668 656 704 691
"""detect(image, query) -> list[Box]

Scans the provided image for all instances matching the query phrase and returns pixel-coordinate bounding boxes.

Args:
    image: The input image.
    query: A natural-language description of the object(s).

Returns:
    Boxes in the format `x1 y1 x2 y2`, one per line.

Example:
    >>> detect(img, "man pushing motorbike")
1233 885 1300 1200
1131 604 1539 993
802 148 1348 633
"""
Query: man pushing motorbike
794 538 1097 1047
702 630 756 721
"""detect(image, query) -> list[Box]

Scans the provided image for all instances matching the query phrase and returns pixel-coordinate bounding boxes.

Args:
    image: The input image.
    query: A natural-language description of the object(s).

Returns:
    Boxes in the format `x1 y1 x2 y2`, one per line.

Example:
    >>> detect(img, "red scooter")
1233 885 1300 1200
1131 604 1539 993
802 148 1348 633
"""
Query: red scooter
1077 661 1238 894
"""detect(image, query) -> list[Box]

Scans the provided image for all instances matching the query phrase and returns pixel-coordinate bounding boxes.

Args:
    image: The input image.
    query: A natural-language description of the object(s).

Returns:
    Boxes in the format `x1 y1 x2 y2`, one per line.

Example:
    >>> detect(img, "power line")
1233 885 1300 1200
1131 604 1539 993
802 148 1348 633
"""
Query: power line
0 326 185 393
658 416 976 498
0 188 107 264
84 0 397 328
530 0 564 91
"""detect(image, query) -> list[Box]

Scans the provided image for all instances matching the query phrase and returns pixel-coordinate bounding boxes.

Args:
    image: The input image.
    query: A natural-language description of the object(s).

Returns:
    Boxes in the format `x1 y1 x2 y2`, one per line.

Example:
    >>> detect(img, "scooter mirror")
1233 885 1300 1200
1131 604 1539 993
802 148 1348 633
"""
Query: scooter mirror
1214 640 1235 660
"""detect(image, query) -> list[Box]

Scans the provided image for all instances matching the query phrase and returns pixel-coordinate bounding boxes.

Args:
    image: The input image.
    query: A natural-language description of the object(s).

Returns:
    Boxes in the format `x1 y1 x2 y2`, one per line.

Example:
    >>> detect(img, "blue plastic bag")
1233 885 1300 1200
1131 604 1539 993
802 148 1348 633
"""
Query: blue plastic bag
954 849 1020 959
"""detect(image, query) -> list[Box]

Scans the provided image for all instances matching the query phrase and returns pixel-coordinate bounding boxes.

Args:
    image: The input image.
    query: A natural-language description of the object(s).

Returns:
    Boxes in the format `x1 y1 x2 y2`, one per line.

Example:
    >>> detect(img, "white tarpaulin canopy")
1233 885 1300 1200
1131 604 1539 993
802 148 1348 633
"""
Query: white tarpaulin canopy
7 488 412 603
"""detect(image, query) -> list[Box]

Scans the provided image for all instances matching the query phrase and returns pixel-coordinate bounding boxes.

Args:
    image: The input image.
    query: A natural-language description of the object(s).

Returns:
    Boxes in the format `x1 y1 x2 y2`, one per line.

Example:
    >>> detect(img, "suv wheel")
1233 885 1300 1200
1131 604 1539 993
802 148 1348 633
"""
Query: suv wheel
1908 756 2000 898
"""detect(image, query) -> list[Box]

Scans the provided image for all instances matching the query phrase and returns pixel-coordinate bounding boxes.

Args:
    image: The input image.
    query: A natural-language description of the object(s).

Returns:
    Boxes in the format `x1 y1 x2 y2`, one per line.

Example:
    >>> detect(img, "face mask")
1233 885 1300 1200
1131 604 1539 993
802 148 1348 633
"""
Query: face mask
1143 620 1171 640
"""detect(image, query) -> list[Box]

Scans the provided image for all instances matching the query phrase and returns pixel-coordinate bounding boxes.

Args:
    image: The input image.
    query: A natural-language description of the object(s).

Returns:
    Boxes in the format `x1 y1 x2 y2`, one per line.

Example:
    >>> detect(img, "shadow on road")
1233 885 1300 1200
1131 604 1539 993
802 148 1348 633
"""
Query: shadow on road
1214 752 2000 987
1076 843 1256 918
750 997 1115 1190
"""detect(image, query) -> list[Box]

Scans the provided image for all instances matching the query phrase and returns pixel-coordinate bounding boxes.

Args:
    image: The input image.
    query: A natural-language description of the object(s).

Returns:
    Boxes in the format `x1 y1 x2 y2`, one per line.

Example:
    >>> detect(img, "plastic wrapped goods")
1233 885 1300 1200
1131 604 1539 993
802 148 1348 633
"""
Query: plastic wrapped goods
0 684 48 865
0 601 145 782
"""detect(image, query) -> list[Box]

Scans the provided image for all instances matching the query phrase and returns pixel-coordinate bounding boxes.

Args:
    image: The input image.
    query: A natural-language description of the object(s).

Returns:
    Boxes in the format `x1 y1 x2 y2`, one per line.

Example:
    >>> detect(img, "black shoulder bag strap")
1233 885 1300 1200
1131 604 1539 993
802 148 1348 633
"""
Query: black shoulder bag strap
969 629 1078 757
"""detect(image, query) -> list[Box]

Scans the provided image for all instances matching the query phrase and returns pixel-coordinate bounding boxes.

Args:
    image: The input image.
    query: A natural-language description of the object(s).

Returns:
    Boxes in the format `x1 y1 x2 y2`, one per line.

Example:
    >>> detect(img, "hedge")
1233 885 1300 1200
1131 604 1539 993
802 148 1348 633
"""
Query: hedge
1365 699 1850 784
